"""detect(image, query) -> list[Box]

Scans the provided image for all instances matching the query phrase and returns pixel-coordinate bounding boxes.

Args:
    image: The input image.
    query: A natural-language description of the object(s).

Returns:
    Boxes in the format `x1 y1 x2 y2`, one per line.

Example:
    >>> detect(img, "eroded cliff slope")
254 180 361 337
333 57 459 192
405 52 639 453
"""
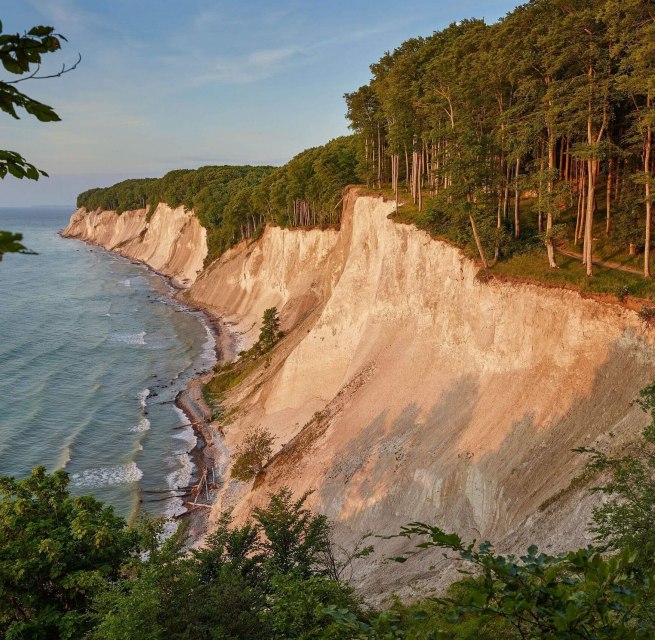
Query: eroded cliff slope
186 189 655 600
63 191 655 600
62 204 207 286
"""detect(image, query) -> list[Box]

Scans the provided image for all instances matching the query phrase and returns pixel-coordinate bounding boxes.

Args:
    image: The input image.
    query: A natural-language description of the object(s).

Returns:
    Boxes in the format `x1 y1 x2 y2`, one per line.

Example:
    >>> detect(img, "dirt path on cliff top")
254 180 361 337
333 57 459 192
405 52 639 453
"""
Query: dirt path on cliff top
556 245 643 275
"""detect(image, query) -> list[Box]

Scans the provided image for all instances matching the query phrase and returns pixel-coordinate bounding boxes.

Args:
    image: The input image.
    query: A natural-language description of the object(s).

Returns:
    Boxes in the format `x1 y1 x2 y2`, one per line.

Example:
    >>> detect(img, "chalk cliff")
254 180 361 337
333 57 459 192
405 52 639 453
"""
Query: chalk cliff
63 189 655 600
61 204 207 286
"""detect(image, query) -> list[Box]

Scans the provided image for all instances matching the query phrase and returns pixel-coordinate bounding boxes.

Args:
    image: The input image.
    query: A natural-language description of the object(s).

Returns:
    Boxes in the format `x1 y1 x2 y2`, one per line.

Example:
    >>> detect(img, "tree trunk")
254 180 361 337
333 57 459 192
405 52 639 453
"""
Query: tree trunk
546 133 558 268
606 157 613 236
575 164 585 246
645 121 652 278
514 156 520 239
377 123 382 188
469 213 488 268
418 146 424 212
404 145 410 190
584 156 596 276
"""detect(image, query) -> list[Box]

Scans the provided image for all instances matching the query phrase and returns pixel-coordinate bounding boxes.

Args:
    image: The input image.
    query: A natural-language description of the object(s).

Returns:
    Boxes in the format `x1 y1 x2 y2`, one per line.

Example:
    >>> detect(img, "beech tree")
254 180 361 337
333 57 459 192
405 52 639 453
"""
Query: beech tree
345 0 655 277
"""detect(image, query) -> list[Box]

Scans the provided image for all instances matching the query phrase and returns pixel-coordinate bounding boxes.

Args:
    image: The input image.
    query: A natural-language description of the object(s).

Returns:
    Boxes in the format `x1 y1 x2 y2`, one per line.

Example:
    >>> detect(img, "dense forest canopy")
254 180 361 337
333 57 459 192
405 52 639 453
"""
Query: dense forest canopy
346 0 655 277
77 136 360 262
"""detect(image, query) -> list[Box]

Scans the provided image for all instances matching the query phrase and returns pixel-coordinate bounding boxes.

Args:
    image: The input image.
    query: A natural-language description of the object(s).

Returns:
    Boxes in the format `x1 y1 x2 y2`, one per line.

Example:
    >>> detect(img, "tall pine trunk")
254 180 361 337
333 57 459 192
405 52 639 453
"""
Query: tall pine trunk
514 157 521 239
584 154 597 276
606 157 613 235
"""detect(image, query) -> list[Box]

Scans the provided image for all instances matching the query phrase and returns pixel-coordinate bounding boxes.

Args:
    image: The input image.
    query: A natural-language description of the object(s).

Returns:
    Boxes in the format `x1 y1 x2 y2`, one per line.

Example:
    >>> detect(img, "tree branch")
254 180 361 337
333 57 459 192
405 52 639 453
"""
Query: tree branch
5 53 81 84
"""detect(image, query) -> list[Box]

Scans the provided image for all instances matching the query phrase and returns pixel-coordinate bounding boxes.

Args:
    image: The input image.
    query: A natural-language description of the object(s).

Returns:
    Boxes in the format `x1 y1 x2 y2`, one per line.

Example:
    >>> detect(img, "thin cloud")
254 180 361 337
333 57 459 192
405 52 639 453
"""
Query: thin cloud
25 0 101 33
192 46 298 85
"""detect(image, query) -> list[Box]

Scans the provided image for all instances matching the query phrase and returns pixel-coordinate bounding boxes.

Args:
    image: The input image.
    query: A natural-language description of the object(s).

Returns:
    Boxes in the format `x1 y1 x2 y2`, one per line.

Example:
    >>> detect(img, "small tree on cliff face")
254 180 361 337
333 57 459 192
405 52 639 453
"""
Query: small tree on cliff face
231 426 275 482
257 307 281 353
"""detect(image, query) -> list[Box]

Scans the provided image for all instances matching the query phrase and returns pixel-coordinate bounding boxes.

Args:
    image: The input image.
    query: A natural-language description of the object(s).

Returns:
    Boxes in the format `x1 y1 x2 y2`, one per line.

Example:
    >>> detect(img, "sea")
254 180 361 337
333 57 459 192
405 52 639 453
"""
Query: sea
0 206 216 520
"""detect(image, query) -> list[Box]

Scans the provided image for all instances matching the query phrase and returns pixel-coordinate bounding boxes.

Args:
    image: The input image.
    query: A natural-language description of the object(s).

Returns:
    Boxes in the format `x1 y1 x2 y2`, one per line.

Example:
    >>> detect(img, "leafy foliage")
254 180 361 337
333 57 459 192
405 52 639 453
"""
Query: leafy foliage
77 136 362 264
90 489 358 640
0 467 138 640
0 230 34 261
346 0 655 276
0 18 76 258
230 425 275 482
576 383 655 563
390 525 655 639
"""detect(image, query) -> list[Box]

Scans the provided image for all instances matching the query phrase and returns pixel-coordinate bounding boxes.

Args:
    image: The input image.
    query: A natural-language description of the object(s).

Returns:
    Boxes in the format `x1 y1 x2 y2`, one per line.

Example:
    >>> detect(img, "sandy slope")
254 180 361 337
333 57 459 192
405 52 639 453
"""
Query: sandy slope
63 190 655 600
188 189 655 600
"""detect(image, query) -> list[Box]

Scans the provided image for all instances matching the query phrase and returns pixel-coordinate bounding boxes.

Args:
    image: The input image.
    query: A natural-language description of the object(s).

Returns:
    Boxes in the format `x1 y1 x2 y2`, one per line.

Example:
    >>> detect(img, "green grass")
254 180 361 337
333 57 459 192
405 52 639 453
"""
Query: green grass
489 250 655 300
202 359 258 409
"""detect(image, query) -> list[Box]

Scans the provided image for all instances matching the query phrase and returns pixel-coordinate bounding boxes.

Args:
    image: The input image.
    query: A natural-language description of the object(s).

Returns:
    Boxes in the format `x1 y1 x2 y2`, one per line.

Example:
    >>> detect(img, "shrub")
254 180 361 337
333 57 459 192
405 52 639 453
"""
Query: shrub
616 285 631 303
257 307 282 353
231 426 275 481
638 304 655 328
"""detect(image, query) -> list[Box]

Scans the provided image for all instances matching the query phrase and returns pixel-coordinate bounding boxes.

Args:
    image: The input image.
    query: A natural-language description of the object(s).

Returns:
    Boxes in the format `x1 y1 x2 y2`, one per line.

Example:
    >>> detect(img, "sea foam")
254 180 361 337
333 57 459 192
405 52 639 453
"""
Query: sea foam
109 331 146 345
71 462 143 488
130 417 151 433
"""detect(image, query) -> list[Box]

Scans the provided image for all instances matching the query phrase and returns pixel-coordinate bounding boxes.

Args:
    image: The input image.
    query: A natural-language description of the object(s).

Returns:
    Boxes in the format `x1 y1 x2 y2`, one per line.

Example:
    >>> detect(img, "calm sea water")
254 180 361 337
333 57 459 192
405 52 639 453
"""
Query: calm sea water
0 207 215 519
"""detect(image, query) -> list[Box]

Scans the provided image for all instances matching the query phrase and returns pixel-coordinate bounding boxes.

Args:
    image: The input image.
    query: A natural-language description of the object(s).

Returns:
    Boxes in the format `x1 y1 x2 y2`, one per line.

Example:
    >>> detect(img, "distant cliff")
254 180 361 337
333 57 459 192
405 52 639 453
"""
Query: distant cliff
61 204 207 287
62 189 655 600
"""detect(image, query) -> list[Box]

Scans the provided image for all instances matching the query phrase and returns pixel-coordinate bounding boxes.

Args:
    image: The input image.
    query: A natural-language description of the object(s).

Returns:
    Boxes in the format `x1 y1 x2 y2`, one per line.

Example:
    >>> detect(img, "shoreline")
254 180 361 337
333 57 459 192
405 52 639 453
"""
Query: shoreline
58 230 232 541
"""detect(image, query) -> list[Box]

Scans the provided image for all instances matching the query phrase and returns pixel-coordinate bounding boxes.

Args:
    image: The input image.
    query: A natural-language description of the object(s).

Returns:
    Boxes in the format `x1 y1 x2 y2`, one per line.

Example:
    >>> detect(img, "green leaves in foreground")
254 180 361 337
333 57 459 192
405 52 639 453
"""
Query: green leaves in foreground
0 230 35 260
401 524 655 639
0 467 139 640
0 149 47 180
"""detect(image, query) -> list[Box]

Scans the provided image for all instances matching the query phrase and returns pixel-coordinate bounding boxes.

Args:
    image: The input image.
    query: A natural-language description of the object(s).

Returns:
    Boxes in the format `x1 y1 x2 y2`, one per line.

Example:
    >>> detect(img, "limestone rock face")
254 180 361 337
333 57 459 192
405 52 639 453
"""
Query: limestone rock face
61 204 207 287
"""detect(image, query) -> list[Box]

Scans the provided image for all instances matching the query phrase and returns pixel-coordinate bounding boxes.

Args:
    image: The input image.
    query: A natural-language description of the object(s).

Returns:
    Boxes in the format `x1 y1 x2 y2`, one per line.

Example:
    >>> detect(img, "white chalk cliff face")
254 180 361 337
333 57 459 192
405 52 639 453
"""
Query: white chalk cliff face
61 204 207 287
63 191 655 599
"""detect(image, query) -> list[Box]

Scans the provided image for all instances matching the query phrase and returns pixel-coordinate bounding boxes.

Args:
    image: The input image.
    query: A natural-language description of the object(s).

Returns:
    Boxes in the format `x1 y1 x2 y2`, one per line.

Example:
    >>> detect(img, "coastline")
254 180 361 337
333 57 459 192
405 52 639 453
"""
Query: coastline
58 230 232 540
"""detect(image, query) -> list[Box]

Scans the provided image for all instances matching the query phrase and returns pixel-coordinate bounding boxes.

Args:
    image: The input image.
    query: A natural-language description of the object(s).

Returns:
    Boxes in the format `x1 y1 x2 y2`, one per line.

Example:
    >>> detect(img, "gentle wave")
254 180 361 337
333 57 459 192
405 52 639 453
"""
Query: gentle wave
130 417 151 433
71 462 143 488
137 388 150 408
0 209 216 521
167 452 195 490
109 331 146 345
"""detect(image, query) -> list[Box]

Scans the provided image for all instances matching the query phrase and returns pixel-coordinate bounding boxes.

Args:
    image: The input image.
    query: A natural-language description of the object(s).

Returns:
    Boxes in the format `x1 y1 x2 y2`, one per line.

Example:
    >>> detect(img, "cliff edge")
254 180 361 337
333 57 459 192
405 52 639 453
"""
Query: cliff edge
188 189 655 600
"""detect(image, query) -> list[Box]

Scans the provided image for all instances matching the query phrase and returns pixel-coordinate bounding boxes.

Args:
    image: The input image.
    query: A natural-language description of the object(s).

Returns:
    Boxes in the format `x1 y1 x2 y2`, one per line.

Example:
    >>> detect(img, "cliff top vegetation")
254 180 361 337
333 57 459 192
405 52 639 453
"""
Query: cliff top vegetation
77 0 655 304
77 136 360 263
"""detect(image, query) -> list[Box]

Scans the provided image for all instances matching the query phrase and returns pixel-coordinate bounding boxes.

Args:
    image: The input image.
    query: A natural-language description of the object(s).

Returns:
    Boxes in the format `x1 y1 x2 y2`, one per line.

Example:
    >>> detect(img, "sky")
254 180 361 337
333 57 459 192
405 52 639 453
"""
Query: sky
1 0 519 206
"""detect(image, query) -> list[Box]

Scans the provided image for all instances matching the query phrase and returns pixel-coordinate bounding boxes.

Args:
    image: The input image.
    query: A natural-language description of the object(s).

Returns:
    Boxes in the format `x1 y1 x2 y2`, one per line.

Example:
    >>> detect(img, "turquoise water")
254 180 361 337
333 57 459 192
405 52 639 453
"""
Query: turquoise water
0 207 214 519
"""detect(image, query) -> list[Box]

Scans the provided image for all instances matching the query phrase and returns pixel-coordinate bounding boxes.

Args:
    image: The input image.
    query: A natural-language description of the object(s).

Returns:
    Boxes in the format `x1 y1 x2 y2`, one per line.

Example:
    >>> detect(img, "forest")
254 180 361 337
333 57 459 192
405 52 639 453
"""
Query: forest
346 0 655 284
77 0 655 297
76 136 360 263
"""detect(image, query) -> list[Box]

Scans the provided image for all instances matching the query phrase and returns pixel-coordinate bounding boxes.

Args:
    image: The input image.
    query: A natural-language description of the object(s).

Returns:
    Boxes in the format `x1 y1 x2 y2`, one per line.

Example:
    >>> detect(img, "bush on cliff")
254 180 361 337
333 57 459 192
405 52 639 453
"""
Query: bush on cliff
230 425 275 482
257 307 282 354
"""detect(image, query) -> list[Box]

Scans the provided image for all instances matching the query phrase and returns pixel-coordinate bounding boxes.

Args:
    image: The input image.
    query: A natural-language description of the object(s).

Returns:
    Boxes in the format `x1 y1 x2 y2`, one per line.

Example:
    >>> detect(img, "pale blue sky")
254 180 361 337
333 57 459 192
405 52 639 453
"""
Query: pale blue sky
1 0 519 205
